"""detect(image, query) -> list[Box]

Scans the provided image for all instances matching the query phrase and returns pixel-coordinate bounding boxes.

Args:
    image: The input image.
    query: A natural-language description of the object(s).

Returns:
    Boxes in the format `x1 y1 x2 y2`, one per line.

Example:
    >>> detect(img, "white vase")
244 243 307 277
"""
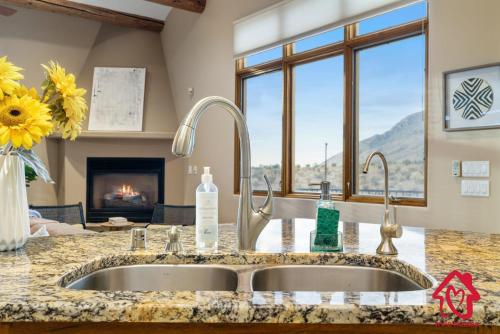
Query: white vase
0 154 31 251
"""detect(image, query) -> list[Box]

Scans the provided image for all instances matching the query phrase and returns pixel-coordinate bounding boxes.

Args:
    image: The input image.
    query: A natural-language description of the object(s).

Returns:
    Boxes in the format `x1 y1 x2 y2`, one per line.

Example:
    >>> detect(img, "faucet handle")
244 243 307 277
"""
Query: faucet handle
258 175 273 218
130 227 147 251
165 226 183 253
385 223 403 238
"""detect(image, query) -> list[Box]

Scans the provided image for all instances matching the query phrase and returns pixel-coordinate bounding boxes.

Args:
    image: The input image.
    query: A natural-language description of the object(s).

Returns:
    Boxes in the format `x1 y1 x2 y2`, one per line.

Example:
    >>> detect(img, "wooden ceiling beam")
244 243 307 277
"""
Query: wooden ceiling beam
146 0 205 13
1 0 165 31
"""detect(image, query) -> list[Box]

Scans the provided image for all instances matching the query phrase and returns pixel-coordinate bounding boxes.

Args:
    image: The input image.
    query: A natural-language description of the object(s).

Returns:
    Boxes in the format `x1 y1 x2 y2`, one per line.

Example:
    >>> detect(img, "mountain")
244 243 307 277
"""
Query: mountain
251 111 425 194
327 111 424 165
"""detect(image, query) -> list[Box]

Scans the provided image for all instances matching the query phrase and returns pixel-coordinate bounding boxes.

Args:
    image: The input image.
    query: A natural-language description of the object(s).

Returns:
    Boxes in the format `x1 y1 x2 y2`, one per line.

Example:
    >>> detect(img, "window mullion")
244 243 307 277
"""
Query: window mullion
282 52 292 196
343 23 356 201
284 43 293 60
343 45 354 201
345 23 356 41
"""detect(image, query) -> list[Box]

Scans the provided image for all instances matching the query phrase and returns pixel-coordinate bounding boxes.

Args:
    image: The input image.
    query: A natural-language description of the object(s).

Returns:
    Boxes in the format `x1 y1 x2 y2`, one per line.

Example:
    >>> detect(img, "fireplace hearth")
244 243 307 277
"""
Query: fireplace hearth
86 158 165 222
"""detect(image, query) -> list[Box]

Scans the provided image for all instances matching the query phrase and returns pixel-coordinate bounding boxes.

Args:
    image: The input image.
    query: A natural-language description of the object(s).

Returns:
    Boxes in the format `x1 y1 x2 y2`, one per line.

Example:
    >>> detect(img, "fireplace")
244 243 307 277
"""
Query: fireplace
86 158 165 222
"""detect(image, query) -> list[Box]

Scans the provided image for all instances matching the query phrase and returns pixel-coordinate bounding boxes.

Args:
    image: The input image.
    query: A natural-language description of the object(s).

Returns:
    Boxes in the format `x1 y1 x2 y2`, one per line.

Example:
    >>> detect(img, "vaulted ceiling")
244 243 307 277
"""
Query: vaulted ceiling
0 0 206 31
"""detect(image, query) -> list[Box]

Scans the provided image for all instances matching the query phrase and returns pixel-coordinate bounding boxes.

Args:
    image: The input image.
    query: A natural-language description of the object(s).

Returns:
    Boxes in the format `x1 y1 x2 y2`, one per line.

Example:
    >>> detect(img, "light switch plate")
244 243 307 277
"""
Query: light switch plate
461 180 489 197
462 161 489 177
452 160 461 177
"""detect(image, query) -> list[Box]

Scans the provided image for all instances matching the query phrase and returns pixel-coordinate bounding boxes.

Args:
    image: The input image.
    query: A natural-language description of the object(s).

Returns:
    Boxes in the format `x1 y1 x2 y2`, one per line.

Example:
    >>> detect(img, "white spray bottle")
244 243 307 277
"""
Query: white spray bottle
196 167 218 251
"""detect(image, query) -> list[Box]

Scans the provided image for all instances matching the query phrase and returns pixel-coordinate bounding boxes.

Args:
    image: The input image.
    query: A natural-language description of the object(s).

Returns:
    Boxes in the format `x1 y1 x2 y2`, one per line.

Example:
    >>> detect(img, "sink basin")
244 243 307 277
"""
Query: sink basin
63 261 431 293
251 265 428 292
65 264 238 292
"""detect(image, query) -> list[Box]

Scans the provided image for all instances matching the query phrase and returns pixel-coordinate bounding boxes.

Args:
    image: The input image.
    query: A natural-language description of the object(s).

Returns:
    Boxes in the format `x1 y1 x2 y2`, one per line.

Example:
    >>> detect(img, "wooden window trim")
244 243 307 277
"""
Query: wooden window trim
235 18 428 207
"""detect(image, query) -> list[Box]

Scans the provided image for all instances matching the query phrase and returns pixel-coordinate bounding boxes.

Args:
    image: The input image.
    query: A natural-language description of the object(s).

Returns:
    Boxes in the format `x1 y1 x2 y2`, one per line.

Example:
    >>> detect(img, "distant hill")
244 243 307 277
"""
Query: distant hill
251 111 425 196
327 111 424 165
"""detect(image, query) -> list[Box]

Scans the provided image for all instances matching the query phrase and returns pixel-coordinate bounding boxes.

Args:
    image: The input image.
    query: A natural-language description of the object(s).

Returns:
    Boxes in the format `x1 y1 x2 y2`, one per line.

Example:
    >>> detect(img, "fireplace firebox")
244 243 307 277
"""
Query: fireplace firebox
86 158 165 222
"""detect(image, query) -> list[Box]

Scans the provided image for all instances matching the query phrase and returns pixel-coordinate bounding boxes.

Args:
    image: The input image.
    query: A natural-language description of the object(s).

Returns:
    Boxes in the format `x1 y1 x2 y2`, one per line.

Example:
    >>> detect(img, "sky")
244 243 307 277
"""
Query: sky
244 1 426 166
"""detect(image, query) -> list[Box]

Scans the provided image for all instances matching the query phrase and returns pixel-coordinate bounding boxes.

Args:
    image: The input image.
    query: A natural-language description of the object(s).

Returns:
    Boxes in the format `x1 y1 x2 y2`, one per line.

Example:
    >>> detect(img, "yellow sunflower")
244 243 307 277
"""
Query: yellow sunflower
14 85 40 100
0 56 24 100
42 61 86 98
0 95 53 149
59 117 83 141
62 94 87 120
42 61 87 140
59 94 86 140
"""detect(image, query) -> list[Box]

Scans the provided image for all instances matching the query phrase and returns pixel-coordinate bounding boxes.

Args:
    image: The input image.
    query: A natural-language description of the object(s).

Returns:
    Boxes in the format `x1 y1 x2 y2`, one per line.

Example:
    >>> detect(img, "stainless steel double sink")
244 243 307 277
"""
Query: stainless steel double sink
64 264 432 292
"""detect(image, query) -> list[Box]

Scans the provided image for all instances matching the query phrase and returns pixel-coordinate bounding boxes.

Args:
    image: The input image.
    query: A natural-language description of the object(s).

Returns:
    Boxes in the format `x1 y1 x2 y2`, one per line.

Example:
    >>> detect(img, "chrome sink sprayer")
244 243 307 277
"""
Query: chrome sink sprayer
362 151 402 255
172 96 273 251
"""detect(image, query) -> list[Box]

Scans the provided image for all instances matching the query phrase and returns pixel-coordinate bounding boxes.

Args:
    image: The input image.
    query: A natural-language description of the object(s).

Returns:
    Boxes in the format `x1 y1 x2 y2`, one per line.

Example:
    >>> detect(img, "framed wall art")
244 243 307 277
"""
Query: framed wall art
88 67 146 132
444 63 500 131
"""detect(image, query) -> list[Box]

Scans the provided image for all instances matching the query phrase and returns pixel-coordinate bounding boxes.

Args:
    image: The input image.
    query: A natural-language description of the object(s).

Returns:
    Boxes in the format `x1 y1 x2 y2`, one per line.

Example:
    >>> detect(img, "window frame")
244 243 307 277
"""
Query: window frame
235 18 428 207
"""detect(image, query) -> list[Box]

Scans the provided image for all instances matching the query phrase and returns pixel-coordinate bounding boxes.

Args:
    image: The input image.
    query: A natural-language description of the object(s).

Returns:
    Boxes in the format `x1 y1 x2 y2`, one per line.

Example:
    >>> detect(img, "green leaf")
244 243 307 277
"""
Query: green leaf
25 165 37 184
17 149 54 183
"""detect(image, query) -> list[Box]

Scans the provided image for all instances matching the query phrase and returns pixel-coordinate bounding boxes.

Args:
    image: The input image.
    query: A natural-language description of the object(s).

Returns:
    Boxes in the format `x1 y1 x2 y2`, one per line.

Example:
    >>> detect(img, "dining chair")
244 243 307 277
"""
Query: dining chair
150 204 196 226
29 202 86 229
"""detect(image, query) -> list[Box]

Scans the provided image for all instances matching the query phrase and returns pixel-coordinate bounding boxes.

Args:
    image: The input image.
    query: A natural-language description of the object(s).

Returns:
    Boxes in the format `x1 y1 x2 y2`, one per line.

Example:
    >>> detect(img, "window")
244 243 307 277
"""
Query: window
355 35 426 199
357 1 427 35
293 27 344 54
243 70 283 191
244 46 282 67
236 2 427 206
293 56 344 194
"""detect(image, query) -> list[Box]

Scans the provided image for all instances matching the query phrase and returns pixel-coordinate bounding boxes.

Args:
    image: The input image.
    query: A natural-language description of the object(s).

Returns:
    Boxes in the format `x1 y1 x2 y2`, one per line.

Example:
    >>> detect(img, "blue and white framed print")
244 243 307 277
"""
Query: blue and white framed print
444 63 500 131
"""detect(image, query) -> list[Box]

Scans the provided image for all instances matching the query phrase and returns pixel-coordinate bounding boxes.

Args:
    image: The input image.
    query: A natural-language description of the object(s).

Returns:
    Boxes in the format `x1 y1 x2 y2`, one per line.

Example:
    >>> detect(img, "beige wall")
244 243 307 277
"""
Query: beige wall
1 6 184 207
161 0 281 224
0 7 101 204
162 0 500 234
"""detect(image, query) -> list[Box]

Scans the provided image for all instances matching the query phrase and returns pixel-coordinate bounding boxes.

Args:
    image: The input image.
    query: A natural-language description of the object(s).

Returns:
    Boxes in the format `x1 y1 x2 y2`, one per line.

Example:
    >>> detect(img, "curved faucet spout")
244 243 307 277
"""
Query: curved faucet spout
173 97 251 177
362 151 389 211
362 151 402 255
172 96 273 251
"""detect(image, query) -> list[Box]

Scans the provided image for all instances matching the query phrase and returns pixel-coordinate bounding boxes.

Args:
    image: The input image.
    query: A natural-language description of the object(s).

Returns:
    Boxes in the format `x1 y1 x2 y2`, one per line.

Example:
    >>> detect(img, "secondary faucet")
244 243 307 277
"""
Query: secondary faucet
172 96 273 251
362 151 402 255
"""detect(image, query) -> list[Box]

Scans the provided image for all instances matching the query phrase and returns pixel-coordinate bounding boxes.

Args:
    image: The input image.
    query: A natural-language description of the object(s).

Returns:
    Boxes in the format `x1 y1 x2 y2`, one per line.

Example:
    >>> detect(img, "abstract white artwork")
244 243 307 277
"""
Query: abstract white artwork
88 67 146 131
444 63 500 131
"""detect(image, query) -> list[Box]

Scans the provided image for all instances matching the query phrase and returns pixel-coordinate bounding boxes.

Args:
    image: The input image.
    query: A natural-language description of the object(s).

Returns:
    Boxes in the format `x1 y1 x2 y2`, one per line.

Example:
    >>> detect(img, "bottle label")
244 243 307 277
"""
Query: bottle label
196 192 218 244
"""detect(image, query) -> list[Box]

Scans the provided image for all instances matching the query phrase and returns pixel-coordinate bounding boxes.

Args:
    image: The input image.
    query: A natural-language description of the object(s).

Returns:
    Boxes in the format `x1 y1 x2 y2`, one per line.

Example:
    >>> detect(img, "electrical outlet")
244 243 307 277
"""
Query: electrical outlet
461 180 489 197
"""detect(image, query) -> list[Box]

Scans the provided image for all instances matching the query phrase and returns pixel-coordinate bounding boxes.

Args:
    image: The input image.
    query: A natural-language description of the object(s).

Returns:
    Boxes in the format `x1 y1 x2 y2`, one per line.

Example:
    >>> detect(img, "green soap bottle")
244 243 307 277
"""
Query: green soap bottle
314 181 339 246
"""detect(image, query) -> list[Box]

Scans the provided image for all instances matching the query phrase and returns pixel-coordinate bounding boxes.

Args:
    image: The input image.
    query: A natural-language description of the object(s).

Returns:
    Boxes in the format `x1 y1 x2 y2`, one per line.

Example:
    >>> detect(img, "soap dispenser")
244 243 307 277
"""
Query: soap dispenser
311 143 340 248
313 180 339 246
196 167 218 251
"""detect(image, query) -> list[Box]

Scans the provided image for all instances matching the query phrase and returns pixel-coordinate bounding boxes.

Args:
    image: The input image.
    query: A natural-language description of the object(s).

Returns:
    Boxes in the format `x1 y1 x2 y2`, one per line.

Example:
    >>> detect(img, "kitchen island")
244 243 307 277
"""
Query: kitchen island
0 219 498 334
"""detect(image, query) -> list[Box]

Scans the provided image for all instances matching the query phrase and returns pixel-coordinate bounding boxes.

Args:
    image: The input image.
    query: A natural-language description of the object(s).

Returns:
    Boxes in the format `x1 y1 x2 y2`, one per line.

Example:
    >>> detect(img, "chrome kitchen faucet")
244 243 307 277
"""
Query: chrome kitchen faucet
172 96 273 251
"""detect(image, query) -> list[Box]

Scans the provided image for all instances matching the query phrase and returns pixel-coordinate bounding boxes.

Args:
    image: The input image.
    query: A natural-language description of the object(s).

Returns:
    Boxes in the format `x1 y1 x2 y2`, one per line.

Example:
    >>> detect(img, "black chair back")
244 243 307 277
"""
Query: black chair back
29 202 86 229
151 204 195 226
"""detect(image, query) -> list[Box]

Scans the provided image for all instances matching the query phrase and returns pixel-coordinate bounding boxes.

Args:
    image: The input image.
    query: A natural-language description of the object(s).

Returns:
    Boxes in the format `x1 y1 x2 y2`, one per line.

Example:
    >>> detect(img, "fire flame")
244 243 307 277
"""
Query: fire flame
118 184 139 196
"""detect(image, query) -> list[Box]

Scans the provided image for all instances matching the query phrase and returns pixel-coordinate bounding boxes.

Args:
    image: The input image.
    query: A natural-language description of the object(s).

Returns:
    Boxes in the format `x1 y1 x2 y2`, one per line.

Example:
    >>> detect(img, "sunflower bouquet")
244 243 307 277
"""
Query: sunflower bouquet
0 56 87 182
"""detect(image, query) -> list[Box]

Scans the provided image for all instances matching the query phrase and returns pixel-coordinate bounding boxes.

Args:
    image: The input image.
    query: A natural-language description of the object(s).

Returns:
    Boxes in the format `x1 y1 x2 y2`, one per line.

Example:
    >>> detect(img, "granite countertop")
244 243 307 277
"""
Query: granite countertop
0 219 498 325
